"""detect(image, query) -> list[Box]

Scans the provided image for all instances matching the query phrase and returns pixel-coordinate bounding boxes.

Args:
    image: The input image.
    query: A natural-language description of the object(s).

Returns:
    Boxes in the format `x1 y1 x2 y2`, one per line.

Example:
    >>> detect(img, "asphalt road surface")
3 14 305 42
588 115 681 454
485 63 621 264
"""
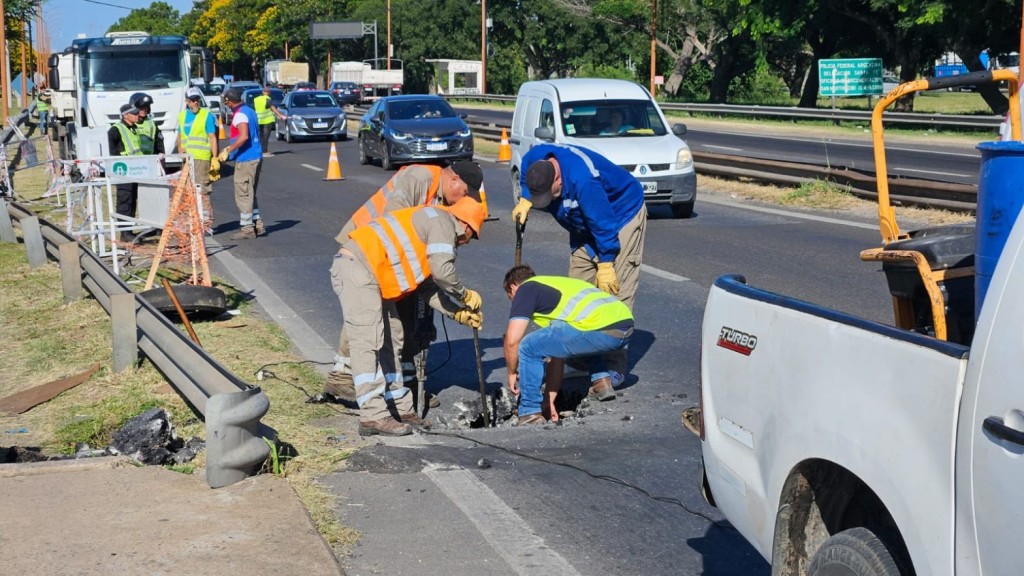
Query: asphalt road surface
204 136 898 575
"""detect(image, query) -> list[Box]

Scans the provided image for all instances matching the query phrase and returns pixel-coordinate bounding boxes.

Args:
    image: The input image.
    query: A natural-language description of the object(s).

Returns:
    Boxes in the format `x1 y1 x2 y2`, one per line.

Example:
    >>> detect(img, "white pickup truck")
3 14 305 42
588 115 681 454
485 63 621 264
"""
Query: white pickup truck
695 209 1024 575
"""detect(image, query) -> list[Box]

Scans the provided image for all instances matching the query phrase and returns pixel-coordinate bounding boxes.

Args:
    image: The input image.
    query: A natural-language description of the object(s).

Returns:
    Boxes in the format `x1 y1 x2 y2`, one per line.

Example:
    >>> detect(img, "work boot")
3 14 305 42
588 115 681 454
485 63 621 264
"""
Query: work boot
588 376 616 402
254 219 266 236
398 412 432 430
231 225 256 240
515 413 547 426
358 417 412 437
324 370 357 402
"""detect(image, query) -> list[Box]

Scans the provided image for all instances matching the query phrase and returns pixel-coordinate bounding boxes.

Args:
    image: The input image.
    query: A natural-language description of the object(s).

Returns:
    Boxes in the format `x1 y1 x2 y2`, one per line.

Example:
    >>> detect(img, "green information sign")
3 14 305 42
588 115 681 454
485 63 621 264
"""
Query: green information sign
818 58 883 97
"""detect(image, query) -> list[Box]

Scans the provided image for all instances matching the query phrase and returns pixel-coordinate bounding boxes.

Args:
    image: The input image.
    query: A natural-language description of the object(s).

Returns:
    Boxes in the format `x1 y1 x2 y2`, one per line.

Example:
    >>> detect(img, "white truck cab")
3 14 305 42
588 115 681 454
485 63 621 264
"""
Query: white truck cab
509 78 696 218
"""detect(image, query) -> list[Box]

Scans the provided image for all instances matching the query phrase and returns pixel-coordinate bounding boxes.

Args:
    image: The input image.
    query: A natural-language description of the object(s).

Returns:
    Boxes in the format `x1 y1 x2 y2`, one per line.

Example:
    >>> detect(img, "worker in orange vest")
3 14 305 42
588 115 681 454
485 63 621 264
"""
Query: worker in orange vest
331 197 486 436
323 161 484 405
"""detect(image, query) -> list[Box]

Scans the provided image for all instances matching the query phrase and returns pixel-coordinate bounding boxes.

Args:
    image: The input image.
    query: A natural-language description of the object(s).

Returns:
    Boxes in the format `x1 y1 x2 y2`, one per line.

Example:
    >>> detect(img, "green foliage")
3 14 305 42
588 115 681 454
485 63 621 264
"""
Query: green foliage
780 180 854 209
728 64 790 105
53 390 163 453
486 45 529 96
107 1 183 36
676 61 713 102
575 63 637 82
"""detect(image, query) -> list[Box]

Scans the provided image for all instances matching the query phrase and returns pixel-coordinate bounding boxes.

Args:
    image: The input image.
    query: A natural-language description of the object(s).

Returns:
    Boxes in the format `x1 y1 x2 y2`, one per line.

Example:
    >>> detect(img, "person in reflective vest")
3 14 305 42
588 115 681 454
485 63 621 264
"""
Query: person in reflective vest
253 85 285 157
330 198 485 436
130 92 165 159
502 265 634 425
107 103 143 241
178 87 220 232
35 84 52 132
323 161 484 404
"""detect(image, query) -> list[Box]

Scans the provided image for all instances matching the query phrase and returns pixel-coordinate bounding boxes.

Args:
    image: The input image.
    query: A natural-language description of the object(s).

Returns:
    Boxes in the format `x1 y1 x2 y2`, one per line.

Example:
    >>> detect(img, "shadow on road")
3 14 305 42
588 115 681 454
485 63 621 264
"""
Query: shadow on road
688 523 770 575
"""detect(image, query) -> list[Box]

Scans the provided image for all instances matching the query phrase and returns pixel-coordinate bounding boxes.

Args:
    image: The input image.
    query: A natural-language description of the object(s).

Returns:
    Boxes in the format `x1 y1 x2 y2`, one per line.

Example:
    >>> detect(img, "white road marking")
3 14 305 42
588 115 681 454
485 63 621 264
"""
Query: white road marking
641 264 689 282
699 194 878 230
896 167 971 178
703 144 743 152
301 163 324 172
423 464 582 576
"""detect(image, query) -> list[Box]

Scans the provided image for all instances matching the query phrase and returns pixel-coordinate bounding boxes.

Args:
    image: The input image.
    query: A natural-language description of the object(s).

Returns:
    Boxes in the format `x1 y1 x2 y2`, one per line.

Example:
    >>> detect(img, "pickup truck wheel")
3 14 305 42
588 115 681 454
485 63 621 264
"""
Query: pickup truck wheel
808 527 902 576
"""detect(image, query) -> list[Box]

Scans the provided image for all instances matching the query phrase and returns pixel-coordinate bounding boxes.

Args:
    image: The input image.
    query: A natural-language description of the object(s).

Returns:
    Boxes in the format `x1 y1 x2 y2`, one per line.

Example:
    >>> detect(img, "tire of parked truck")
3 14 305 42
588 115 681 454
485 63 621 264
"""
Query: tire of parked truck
807 527 903 576
671 200 695 219
139 284 228 321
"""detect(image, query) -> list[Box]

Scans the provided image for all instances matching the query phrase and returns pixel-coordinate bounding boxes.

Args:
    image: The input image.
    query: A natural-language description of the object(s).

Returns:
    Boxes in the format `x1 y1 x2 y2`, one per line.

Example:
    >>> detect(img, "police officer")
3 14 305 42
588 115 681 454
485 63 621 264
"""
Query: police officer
253 85 285 157
107 102 143 241
130 92 166 159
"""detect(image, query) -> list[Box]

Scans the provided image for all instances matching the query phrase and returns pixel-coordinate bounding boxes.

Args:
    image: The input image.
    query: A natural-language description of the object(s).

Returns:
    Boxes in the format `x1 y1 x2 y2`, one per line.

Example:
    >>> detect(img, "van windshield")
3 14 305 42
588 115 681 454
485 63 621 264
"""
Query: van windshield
560 99 667 138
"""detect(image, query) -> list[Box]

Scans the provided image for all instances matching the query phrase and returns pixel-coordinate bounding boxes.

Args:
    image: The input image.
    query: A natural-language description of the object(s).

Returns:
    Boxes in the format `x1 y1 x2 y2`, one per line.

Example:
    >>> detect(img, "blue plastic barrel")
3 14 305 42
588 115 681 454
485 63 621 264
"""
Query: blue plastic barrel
975 141 1024 318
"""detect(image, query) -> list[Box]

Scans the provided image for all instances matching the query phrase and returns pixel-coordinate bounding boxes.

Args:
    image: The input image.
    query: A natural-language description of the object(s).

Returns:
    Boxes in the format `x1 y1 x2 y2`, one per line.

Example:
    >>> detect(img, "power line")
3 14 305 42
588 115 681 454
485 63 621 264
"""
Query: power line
83 0 135 11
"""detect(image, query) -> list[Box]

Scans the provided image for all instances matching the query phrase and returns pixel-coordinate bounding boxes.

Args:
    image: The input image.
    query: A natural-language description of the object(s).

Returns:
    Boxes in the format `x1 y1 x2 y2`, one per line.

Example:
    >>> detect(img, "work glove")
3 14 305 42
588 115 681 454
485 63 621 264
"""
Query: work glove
596 262 619 295
461 289 482 311
512 198 532 224
209 167 221 182
217 149 229 163
453 308 483 330
210 157 221 172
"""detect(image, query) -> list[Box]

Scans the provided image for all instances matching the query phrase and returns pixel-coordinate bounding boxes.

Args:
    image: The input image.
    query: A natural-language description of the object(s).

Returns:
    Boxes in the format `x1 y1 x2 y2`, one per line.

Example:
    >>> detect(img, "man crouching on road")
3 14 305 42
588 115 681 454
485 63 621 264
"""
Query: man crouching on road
502 265 634 426
332 198 486 436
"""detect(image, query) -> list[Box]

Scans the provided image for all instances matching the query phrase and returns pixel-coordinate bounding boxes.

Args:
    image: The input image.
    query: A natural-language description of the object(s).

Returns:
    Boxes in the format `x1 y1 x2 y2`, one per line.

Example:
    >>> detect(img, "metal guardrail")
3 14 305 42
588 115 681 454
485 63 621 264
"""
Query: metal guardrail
442 94 1005 130
2 176 270 487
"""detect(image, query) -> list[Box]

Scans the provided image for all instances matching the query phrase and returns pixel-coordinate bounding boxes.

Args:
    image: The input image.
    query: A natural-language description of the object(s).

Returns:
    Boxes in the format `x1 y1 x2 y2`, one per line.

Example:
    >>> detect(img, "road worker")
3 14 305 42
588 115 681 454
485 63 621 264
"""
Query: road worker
502 264 634 425
253 85 286 157
331 197 486 436
218 87 266 239
322 161 484 405
178 87 220 233
512 143 647 392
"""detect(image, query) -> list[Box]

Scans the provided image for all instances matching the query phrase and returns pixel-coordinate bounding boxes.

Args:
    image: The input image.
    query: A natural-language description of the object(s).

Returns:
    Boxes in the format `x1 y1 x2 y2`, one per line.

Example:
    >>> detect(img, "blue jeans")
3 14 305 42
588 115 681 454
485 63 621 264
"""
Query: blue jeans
518 320 629 417
37 111 48 128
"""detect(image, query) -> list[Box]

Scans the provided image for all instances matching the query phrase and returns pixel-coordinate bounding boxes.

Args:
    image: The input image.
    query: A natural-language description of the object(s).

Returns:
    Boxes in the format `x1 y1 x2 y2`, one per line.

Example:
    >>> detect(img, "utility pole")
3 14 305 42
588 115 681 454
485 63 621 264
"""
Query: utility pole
649 0 657 95
1 0 9 122
480 0 486 94
386 0 391 70
21 20 27 108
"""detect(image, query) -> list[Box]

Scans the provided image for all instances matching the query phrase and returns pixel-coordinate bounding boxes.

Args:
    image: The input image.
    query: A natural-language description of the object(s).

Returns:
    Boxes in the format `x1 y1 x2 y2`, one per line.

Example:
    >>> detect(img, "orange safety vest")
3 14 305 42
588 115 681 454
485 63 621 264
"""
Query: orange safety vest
350 165 443 229
350 206 445 300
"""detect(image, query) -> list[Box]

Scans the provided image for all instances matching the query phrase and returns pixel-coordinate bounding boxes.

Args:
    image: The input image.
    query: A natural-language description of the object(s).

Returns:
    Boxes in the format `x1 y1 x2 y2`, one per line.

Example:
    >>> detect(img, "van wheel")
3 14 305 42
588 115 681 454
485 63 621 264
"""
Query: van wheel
671 200 694 219
511 168 522 203
808 528 903 576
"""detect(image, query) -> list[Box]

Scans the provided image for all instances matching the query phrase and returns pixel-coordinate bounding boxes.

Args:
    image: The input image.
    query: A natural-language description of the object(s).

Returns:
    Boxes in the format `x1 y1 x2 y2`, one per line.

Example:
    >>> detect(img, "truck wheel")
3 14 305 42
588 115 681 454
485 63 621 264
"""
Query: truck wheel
139 285 228 321
808 527 903 576
671 200 695 219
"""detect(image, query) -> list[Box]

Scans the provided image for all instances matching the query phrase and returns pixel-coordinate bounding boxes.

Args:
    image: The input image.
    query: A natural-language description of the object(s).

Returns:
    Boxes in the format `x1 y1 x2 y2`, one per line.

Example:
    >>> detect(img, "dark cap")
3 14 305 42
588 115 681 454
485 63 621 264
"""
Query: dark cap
525 160 555 208
120 103 140 116
223 87 242 104
449 160 483 200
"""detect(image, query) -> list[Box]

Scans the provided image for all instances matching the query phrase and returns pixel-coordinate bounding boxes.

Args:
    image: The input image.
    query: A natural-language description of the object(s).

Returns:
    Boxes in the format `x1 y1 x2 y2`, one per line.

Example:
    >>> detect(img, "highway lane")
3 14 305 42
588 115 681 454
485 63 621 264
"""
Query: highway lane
457 106 983 185
205 139 897 574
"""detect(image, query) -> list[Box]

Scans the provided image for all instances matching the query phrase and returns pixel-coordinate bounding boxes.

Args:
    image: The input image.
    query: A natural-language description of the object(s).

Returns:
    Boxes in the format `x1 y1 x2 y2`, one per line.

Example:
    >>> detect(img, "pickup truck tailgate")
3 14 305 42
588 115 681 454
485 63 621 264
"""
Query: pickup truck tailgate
699 275 969 571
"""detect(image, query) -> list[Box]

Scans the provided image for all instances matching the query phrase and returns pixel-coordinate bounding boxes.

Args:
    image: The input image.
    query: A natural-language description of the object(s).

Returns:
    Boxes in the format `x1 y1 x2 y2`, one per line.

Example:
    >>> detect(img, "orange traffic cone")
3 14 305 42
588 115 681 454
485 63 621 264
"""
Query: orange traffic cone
479 181 495 221
323 142 344 181
218 119 226 140
497 128 512 162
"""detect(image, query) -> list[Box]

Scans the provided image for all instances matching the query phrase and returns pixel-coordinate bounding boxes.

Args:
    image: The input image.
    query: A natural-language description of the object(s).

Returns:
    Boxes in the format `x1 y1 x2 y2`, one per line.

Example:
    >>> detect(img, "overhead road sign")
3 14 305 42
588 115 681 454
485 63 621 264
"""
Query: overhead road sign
819 58 883 97
309 21 364 39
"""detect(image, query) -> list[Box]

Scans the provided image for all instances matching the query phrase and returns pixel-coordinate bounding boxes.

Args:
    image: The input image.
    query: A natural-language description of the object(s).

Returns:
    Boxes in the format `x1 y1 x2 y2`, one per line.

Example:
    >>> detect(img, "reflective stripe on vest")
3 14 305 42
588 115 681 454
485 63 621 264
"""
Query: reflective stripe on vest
349 207 432 300
136 118 157 154
350 165 443 229
177 108 213 160
526 276 633 331
113 123 142 156
35 96 50 112
254 95 275 125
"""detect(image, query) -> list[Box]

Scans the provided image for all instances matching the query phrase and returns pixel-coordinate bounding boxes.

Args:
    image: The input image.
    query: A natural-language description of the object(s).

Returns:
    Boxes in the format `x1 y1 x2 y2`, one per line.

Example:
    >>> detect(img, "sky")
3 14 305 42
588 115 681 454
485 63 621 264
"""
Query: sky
45 0 197 49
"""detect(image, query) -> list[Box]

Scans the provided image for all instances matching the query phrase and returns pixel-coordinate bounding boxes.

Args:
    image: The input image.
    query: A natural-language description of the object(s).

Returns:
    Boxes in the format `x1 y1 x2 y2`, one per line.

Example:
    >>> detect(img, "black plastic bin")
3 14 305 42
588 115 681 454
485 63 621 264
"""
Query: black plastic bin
881 223 976 345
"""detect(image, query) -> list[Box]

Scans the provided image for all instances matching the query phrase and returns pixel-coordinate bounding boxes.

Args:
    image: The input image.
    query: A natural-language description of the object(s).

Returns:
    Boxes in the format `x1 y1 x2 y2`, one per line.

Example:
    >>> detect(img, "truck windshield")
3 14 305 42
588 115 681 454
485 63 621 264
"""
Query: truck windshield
559 99 667 138
81 50 185 91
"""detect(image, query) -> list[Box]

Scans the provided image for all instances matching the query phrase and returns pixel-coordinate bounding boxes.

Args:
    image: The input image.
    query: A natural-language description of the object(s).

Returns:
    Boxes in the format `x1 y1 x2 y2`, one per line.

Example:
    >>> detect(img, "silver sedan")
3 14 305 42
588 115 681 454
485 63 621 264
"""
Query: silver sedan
275 90 348 142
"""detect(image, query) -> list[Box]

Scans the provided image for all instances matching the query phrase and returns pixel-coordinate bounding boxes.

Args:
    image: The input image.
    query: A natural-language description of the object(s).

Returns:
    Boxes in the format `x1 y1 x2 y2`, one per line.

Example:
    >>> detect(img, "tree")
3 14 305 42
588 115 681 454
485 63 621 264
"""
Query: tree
107 2 182 36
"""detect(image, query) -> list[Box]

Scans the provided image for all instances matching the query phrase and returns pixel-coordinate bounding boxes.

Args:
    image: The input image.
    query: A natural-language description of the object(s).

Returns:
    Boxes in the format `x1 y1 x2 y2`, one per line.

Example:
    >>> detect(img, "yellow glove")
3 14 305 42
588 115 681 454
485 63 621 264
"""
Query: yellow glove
462 289 482 311
209 167 221 182
512 198 532 224
210 157 221 172
453 308 483 329
596 262 619 295
217 149 229 163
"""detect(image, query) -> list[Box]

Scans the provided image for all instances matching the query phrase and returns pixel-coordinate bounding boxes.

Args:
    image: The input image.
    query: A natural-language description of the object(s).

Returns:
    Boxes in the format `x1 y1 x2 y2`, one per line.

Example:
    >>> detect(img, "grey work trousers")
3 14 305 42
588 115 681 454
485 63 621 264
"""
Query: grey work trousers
567 202 647 375
232 159 262 226
330 252 413 422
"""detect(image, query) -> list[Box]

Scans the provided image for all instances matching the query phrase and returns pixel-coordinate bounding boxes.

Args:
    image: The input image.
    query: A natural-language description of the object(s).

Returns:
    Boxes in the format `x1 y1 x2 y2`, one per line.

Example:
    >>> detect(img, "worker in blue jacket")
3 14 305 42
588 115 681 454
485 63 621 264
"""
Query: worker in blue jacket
512 143 647 387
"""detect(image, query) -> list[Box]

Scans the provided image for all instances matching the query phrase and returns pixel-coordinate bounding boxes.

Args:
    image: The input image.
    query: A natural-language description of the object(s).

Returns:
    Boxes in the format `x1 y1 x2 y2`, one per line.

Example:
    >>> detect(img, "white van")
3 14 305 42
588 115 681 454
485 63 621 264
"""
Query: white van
510 78 696 218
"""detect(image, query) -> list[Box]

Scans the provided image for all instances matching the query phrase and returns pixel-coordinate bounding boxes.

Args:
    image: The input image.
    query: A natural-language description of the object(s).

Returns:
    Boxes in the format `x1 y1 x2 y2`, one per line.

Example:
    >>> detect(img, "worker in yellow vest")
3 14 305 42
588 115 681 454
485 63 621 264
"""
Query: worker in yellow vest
253 85 286 157
178 87 221 233
331 198 486 436
502 265 634 425
322 161 484 406
35 83 52 134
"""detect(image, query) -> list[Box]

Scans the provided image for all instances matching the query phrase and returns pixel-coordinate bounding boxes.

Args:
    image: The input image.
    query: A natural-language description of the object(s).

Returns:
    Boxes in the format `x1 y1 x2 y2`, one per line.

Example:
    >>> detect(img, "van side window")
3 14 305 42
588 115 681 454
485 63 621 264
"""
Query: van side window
540 99 555 131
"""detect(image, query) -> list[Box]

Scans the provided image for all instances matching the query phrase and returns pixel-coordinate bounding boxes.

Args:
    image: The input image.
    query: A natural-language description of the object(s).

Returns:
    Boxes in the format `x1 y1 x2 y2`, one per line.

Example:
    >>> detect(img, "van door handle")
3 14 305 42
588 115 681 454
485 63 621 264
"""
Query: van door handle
983 416 1024 446
510 138 520 145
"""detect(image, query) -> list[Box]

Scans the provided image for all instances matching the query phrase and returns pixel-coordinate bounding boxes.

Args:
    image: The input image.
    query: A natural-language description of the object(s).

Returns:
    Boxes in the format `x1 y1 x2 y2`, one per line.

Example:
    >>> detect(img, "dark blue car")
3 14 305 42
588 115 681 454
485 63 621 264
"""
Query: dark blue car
357 95 474 170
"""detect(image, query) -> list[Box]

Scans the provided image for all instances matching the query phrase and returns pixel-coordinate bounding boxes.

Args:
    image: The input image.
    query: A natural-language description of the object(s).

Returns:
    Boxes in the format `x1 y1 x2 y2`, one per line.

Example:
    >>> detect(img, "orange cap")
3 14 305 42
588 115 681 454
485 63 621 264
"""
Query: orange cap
445 196 485 238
